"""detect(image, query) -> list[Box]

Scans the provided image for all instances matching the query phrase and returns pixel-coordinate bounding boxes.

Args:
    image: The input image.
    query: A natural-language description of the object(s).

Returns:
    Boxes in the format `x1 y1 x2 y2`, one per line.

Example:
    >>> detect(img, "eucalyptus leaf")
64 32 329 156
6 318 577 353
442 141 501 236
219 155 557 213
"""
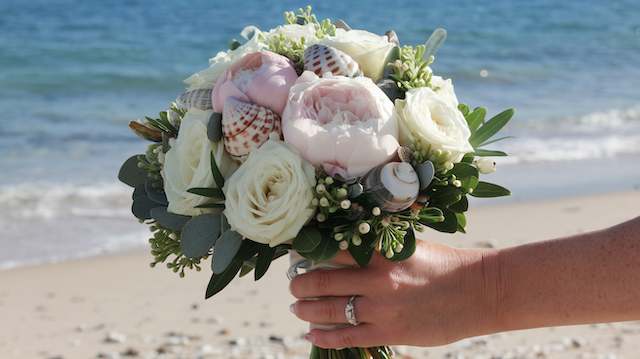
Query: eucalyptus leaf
207 112 223 142
390 227 416 261
180 214 221 258
300 235 339 262
187 187 225 199
471 181 511 198
254 245 276 281
118 155 147 188
145 180 168 205
425 208 458 233
212 230 243 274
131 185 158 220
205 258 242 299
292 227 322 253
150 207 190 231
470 108 514 148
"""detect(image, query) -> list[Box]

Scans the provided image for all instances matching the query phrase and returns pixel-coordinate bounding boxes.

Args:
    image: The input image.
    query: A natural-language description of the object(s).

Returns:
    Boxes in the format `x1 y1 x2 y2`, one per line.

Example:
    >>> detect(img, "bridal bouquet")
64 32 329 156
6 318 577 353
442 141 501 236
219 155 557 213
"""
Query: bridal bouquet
118 6 513 358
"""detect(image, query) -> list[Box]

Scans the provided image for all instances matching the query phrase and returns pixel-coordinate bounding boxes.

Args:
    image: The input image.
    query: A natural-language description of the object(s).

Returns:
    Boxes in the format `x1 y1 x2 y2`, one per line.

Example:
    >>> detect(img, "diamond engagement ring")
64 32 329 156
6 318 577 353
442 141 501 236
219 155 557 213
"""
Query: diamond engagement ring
345 295 359 326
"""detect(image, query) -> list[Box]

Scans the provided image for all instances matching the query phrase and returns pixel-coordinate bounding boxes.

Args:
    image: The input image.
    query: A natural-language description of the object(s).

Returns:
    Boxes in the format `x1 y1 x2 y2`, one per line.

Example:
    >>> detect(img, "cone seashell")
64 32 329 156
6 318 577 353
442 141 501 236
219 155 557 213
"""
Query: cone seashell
128 121 162 142
362 162 419 212
397 146 413 163
385 30 400 46
176 89 213 110
334 19 352 31
303 44 361 78
222 98 281 161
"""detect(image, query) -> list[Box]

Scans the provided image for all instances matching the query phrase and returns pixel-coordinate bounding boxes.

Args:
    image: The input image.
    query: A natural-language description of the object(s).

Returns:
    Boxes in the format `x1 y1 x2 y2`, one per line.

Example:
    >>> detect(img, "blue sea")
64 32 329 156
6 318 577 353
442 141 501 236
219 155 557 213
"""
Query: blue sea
1 0 639 268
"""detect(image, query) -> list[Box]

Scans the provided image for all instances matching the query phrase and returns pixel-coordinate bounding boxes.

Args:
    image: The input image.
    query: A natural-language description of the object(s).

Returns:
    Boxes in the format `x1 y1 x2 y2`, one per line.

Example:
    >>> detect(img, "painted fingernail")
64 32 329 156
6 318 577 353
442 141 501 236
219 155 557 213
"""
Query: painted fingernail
289 303 296 313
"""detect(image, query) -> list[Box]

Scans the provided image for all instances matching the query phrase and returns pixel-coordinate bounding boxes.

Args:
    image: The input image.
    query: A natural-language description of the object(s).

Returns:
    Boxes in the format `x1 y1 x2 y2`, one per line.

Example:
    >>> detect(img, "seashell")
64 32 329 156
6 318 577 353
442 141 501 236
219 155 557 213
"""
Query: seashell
415 161 435 190
362 162 419 212
303 44 361 78
347 182 364 199
377 79 402 102
397 146 413 163
385 30 400 46
207 112 223 142
222 98 281 161
128 121 162 142
176 89 213 110
334 19 352 31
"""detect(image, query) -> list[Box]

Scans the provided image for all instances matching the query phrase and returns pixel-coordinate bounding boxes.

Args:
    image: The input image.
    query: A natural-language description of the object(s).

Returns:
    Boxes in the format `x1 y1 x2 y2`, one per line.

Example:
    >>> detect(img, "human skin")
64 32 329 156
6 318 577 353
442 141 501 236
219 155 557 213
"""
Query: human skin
288 217 640 349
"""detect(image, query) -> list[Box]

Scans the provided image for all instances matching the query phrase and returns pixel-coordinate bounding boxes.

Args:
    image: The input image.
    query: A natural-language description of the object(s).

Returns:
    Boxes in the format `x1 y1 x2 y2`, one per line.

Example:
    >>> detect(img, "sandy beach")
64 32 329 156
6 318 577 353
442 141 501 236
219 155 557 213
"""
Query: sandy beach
1 190 639 359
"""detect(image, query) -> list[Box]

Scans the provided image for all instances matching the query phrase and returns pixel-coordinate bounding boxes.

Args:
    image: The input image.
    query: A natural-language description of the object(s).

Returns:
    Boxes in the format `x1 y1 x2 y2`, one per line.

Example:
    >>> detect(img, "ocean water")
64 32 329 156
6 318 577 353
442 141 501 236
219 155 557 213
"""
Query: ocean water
1 0 639 268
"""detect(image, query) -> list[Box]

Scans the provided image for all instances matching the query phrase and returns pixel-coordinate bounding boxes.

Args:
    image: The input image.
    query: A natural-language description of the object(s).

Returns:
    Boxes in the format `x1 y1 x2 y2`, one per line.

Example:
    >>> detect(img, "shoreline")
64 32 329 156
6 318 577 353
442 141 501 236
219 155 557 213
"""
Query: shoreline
1 190 639 358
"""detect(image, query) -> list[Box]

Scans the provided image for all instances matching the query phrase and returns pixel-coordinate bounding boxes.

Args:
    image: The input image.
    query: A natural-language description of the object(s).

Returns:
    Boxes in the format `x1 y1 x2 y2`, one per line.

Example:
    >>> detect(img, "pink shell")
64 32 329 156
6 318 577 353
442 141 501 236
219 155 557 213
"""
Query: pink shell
222 98 281 161
303 44 361 78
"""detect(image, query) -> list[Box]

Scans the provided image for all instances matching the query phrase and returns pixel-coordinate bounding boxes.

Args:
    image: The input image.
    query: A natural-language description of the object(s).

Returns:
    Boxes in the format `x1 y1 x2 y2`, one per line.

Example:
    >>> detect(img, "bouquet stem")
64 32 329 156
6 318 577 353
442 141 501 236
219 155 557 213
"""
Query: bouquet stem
311 345 394 359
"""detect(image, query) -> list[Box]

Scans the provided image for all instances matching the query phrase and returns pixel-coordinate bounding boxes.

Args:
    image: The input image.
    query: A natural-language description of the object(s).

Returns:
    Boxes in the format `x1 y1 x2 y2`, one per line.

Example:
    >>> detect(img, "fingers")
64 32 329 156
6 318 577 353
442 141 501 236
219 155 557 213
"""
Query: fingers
291 296 374 325
289 268 370 298
306 324 386 349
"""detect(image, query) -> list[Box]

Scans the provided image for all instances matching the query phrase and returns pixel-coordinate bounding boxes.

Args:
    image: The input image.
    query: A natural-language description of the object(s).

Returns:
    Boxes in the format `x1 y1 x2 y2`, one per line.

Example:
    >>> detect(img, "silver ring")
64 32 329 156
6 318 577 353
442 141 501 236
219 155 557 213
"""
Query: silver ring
345 295 359 326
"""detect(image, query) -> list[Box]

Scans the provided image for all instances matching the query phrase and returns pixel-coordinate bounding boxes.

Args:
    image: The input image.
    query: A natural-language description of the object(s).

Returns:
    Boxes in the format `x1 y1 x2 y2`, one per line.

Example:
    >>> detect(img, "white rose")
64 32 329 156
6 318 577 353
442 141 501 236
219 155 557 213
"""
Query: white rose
184 26 267 90
223 138 316 247
162 109 238 216
430 75 459 108
321 29 396 82
396 87 473 163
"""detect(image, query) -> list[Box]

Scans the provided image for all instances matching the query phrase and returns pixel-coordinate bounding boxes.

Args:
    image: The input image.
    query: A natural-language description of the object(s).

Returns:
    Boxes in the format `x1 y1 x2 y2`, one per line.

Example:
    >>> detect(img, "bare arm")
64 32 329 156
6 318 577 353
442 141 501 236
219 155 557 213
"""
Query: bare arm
289 217 640 349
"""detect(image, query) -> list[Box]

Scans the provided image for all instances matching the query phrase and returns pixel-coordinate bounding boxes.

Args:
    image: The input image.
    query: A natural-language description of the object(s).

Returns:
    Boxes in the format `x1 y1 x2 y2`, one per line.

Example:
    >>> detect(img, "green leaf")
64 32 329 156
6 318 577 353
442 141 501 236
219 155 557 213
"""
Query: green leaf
469 108 514 147
180 214 220 258
254 245 276 281
118 155 147 187
187 187 225 200
465 107 486 134
478 136 514 147
448 162 480 191
300 235 338 262
145 180 168 205
449 195 469 213
456 212 467 233
212 230 244 274
205 258 242 299
150 207 190 231
132 185 159 220
210 151 225 190
471 181 511 198
390 228 416 261
348 237 375 267
430 186 462 207
194 202 225 209
418 207 445 224
292 227 322 253
474 149 508 157
239 259 256 278
457 103 470 116
425 208 458 233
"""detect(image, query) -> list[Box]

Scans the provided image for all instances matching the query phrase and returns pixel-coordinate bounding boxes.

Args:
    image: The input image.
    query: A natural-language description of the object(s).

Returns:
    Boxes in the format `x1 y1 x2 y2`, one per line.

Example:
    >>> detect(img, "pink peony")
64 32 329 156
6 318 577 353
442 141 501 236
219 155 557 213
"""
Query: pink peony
211 51 298 115
282 71 399 179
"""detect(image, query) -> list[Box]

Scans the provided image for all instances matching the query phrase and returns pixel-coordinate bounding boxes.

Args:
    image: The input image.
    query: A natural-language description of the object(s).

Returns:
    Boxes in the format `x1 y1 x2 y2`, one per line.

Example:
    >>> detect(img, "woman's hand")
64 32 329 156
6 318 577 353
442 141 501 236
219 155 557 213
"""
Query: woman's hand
289 240 500 349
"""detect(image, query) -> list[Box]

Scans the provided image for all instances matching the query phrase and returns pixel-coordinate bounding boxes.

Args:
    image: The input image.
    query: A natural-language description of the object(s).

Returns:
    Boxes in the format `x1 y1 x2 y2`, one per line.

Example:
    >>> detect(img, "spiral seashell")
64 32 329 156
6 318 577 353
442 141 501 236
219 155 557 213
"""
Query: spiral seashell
176 89 213 110
222 98 281 161
303 44 361 78
362 162 419 212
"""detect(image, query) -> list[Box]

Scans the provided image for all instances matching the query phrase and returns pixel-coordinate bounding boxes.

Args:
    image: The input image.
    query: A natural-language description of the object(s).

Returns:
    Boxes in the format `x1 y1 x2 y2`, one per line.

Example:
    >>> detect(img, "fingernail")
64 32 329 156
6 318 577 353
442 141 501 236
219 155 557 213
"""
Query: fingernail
304 333 314 342
289 303 295 313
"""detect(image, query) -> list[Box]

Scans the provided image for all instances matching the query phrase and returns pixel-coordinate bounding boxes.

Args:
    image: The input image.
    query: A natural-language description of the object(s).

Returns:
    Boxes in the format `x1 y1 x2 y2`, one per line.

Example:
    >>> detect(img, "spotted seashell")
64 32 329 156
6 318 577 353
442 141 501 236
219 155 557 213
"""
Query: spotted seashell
303 44 361 78
362 162 419 212
176 89 213 110
222 98 281 161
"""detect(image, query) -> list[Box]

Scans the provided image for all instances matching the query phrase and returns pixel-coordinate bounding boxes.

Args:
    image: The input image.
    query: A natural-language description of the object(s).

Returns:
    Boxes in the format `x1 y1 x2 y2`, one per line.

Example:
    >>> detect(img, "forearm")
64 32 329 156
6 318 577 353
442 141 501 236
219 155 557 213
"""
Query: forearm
493 217 640 331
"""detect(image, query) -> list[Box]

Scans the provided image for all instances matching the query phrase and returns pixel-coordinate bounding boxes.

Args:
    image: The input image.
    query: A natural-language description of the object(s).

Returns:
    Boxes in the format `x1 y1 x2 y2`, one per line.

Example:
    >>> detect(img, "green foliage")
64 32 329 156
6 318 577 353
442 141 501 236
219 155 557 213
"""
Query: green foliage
212 230 243 274
284 5 336 39
293 227 323 253
389 45 434 92
180 214 221 258
266 33 307 73
471 181 511 198
468 108 515 148
148 226 204 278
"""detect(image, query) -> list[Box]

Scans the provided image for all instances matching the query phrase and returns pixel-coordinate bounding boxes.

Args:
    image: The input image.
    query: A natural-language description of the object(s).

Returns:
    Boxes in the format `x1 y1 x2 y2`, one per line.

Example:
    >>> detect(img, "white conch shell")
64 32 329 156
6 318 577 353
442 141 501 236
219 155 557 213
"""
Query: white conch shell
362 162 419 212
222 98 281 161
303 44 361 78
176 89 213 110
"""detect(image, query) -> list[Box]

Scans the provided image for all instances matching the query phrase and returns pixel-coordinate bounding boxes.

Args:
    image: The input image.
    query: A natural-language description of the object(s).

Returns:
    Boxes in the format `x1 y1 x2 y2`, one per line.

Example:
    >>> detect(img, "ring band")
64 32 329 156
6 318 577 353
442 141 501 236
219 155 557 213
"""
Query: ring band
345 295 359 326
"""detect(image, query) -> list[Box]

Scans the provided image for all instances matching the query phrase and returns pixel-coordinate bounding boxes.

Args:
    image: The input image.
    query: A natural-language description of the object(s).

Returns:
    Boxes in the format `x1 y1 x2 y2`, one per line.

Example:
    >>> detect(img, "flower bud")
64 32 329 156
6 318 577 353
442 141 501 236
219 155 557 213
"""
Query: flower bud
452 179 462 187
372 207 381 216
324 177 334 185
316 213 327 222
351 233 362 246
319 197 330 207
336 188 348 199
334 233 344 241
339 240 349 250
358 222 371 234
316 184 326 194
340 199 351 209
475 158 496 174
